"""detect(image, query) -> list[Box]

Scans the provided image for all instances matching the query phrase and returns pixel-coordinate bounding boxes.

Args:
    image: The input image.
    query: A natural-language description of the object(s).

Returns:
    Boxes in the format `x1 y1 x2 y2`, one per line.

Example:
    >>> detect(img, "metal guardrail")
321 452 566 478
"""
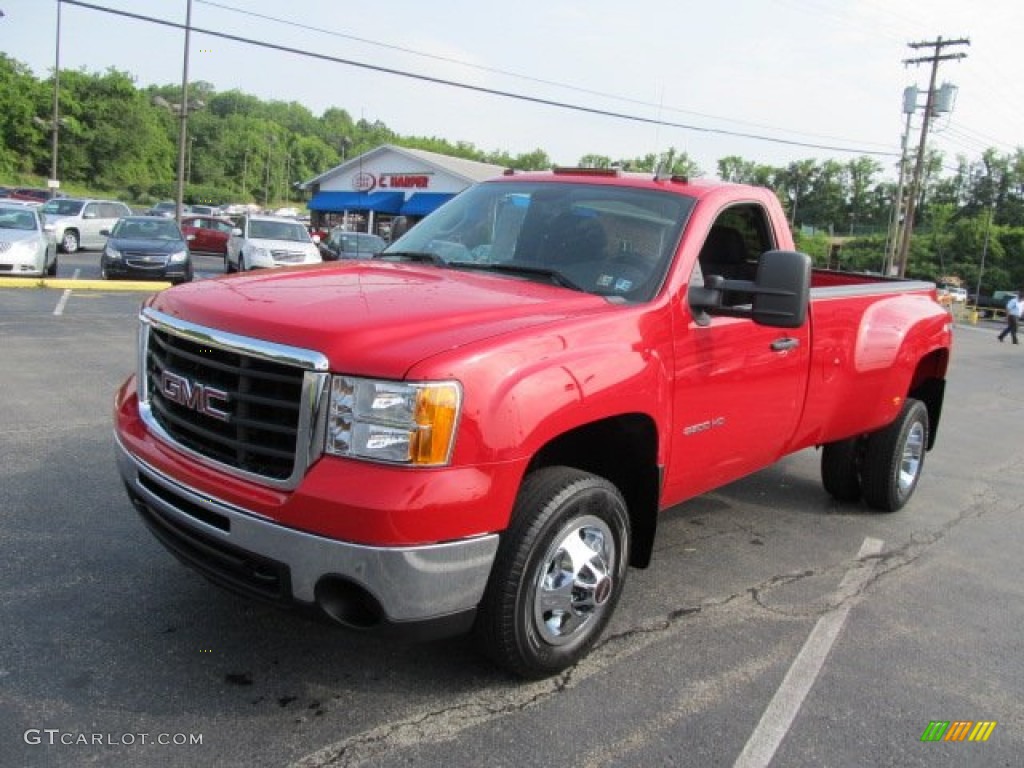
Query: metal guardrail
963 304 1007 324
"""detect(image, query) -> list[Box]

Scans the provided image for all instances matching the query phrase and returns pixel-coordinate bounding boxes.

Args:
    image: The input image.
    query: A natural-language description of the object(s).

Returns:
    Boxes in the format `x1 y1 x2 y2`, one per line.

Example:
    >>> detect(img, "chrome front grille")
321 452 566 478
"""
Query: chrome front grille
125 252 169 269
270 249 307 263
138 308 330 489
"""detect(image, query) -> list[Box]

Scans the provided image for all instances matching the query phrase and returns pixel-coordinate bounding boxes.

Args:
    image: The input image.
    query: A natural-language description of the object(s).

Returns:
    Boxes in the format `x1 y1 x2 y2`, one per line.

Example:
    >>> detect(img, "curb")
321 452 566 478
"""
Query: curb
0 277 171 291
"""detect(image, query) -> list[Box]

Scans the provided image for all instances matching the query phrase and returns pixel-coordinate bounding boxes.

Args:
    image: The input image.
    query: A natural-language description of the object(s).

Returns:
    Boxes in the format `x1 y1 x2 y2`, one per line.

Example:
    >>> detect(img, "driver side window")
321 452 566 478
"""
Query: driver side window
694 204 776 308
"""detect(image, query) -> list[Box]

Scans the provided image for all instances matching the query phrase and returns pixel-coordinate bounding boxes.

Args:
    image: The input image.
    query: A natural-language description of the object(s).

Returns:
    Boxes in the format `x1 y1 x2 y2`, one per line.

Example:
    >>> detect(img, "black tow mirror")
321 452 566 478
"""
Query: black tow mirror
751 250 811 327
689 250 810 328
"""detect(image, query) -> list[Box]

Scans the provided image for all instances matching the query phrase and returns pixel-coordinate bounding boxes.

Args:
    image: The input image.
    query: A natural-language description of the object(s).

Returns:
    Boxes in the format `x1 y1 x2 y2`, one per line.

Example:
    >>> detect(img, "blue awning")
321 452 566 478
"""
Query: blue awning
399 192 456 217
308 191 405 213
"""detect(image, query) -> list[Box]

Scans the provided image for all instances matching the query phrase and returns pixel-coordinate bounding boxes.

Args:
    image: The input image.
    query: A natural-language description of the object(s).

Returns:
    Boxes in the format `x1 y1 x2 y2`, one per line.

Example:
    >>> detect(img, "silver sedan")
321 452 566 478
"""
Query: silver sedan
0 203 58 277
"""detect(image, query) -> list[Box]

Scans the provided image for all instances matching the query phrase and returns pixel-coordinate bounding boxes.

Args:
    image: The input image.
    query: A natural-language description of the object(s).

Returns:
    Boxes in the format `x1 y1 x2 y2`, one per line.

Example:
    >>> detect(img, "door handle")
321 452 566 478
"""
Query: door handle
771 337 800 352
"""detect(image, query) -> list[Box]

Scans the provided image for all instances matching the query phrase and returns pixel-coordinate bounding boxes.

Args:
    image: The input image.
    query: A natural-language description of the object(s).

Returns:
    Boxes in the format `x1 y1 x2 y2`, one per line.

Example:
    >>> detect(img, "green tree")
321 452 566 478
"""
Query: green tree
578 153 612 168
846 156 883 232
0 54 47 176
59 68 174 195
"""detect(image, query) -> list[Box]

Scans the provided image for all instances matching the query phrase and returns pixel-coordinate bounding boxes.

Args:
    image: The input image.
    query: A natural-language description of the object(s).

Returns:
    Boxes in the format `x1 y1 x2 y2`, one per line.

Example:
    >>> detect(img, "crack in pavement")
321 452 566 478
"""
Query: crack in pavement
289 677 572 767
289 488 1005 767
750 486 1002 620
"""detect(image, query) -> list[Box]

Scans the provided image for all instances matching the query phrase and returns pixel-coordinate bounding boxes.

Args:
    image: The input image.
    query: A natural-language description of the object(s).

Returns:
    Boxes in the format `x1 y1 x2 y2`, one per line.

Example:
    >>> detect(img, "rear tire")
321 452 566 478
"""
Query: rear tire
821 437 863 502
474 466 630 679
861 399 928 512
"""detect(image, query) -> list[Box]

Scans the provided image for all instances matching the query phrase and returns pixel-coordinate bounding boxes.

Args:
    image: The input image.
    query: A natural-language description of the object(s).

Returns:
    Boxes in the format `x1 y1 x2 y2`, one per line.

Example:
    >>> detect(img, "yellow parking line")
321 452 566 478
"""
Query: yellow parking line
0 277 171 291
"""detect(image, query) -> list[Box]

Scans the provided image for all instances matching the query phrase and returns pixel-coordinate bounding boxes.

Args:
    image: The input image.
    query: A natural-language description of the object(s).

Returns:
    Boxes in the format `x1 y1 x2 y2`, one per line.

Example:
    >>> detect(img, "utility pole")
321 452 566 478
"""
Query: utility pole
894 36 969 277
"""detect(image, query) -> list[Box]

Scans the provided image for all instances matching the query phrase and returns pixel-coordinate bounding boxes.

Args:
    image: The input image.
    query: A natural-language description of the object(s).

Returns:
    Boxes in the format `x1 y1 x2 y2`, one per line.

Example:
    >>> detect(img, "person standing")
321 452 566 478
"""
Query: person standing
998 292 1022 344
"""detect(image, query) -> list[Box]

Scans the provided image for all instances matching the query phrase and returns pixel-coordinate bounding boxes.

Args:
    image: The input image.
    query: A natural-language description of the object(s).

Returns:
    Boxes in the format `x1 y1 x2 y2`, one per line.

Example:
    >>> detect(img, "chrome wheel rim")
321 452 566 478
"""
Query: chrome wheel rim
533 514 616 646
898 421 925 494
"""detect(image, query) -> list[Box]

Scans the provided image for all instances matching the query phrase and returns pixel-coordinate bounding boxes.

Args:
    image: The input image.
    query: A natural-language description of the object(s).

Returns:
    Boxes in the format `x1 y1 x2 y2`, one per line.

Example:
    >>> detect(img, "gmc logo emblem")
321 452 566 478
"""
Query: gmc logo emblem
158 370 230 422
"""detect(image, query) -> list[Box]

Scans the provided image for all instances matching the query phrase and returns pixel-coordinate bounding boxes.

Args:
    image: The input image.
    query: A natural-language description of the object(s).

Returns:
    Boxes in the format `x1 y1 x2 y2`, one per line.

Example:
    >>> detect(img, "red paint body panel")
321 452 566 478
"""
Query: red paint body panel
180 216 234 255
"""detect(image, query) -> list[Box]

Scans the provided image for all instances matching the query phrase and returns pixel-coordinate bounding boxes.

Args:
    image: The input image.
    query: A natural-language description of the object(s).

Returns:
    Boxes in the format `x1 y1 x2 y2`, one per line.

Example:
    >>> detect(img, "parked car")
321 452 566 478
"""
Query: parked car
0 202 58 276
146 200 188 218
188 204 218 216
9 187 53 204
100 216 193 284
180 215 235 258
318 229 387 261
225 214 321 272
948 286 967 302
40 197 133 253
937 284 967 304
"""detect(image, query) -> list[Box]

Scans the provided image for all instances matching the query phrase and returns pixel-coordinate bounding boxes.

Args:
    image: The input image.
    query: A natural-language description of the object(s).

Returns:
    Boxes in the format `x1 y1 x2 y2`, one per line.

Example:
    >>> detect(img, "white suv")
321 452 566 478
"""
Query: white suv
225 215 321 272
40 197 133 253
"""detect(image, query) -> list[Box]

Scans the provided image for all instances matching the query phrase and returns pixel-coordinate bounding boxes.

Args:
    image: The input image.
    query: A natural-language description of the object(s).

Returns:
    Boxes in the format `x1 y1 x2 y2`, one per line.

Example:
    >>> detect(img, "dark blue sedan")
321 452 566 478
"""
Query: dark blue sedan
100 216 193 284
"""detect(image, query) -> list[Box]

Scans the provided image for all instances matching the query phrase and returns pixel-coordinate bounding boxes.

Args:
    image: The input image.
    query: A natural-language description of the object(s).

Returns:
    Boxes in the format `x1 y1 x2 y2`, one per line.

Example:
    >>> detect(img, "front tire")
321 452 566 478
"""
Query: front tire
861 399 928 512
475 467 630 679
60 230 80 254
46 253 58 277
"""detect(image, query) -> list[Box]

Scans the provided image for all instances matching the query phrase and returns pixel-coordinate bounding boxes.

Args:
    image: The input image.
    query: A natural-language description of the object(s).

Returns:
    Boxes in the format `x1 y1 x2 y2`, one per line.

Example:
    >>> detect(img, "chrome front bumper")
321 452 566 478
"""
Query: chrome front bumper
115 436 499 626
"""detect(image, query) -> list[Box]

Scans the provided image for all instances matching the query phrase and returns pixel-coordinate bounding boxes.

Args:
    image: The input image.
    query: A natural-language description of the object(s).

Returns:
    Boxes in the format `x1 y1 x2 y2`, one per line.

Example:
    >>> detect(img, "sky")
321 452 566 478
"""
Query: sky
1 0 1021 181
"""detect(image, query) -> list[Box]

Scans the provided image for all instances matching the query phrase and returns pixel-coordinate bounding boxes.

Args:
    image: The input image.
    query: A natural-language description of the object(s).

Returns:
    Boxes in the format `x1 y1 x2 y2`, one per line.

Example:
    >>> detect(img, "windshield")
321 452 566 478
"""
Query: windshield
332 232 386 253
0 208 39 231
112 218 183 241
249 220 310 242
385 180 695 302
42 199 85 216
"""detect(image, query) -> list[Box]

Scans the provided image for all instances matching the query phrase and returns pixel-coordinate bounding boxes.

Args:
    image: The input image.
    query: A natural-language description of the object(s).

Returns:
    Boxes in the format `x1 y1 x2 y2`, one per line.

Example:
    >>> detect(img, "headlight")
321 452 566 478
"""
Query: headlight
326 377 461 465
250 247 271 262
104 245 122 260
169 250 188 263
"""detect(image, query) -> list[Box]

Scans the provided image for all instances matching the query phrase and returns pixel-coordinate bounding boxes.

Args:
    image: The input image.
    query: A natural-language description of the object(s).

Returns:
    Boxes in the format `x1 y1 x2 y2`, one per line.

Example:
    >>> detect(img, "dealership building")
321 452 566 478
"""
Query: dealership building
300 144 505 236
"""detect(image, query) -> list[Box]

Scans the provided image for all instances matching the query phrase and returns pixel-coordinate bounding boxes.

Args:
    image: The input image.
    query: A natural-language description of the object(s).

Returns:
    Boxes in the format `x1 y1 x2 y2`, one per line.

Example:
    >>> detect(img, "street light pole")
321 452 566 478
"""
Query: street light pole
174 0 193 226
242 147 249 198
48 0 63 195
264 135 274 207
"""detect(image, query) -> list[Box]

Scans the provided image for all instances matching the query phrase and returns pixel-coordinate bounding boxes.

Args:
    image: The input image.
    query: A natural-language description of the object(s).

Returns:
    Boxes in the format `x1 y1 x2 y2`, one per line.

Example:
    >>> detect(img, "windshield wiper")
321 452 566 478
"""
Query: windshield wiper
378 251 447 266
449 262 585 292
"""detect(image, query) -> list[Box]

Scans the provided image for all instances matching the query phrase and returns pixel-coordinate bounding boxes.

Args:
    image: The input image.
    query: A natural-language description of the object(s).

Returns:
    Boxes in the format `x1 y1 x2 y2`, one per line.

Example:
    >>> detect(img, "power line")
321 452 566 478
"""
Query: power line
60 0 900 159
196 0 897 152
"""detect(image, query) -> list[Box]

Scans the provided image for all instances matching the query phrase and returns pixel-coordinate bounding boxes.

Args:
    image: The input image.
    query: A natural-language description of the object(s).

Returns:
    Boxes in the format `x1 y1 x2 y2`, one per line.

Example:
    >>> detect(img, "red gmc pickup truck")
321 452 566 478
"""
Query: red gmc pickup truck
114 168 952 678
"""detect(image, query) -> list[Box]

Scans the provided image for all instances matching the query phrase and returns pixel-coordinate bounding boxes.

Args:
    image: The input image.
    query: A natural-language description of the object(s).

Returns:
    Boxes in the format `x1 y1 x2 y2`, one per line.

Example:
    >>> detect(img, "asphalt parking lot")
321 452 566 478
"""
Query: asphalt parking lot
1 277 1022 768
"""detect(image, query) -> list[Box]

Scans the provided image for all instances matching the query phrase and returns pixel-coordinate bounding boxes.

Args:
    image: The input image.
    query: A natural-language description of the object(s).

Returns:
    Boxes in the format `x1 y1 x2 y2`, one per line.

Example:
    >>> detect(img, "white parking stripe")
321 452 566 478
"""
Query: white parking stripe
53 289 72 316
733 537 884 768
54 269 84 314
